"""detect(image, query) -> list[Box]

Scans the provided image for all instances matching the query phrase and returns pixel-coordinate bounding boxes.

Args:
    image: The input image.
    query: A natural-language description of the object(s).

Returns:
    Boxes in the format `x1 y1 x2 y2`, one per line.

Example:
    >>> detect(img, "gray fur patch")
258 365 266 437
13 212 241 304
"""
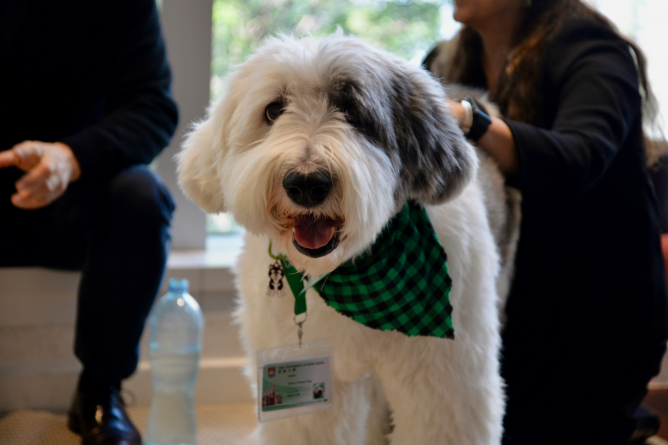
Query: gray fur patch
323 54 477 207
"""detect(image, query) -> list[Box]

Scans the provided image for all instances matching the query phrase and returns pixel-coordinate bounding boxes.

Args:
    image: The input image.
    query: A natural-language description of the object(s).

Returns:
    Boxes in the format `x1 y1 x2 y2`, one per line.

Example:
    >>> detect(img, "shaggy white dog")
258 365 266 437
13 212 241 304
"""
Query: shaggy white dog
178 34 515 445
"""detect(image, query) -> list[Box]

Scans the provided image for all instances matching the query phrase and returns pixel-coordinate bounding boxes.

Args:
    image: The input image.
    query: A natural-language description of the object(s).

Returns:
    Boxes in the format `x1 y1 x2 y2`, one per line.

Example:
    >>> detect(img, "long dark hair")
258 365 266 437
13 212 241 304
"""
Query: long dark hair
440 0 665 165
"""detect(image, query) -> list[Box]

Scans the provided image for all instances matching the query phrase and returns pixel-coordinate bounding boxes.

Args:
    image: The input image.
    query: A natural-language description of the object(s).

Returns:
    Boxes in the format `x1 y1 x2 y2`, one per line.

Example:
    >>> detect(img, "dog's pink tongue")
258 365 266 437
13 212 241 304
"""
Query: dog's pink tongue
293 216 336 250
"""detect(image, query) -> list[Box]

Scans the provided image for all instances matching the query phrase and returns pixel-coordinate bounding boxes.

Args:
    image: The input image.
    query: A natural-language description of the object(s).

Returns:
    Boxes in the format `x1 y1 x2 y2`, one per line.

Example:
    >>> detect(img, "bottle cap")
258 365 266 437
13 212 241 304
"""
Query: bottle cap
168 278 189 293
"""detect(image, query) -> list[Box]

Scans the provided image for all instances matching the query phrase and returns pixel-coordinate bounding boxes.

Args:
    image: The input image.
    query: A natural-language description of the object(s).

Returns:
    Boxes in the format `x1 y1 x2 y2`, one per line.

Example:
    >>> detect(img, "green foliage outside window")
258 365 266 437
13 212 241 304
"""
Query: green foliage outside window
211 0 449 98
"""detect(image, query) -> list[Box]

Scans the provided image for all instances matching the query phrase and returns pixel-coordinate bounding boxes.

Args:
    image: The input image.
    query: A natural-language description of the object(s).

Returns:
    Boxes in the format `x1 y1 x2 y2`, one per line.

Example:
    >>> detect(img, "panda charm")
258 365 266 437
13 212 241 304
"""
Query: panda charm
267 260 286 297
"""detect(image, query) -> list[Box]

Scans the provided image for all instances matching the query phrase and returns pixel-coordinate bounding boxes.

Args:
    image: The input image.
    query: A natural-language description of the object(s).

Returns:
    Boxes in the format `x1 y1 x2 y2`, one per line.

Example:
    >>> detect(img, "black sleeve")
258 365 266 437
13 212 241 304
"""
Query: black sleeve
61 0 178 180
504 17 642 195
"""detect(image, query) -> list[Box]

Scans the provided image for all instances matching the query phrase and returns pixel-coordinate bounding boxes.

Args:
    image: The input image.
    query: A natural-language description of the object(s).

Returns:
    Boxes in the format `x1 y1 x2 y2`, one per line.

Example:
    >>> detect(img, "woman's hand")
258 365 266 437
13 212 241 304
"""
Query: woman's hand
445 99 519 176
0 140 81 209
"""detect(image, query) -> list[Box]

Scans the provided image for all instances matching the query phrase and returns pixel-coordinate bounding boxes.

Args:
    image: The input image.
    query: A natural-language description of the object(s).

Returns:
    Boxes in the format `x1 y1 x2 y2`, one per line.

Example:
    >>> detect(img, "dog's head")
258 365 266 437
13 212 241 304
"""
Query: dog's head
178 34 477 276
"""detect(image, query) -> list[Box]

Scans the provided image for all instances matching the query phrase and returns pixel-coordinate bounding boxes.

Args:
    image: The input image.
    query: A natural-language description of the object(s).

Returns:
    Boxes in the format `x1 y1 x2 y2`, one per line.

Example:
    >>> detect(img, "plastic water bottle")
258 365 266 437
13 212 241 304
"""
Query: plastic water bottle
146 278 204 445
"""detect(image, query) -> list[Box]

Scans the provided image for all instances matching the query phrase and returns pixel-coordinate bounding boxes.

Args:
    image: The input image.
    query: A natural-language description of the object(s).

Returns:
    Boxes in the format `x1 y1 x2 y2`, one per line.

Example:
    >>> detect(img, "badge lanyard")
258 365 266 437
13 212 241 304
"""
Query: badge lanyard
259 241 334 422
268 241 309 348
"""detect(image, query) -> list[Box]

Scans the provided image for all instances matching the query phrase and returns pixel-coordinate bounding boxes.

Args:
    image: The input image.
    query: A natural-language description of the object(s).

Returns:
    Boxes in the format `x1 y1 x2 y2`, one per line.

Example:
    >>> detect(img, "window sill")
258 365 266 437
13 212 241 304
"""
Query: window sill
168 232 243 270
162 232 244 296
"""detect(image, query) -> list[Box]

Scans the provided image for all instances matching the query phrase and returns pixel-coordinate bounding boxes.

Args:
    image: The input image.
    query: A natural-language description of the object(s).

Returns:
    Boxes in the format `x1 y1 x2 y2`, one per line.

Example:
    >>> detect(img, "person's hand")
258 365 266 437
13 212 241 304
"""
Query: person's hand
0 140 81 209
445 99 519 175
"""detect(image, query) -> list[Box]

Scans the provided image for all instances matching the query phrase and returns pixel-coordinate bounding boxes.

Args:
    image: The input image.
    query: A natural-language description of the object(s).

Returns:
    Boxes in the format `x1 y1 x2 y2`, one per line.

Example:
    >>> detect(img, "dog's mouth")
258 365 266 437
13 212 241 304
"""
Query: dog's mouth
290 215 342 258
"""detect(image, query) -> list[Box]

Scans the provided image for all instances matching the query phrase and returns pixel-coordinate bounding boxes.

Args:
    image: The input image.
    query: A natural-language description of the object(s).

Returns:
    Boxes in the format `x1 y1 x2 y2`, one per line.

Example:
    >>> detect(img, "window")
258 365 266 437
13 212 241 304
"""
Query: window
197 0 666 243
594 0 667 136
211 0 459 99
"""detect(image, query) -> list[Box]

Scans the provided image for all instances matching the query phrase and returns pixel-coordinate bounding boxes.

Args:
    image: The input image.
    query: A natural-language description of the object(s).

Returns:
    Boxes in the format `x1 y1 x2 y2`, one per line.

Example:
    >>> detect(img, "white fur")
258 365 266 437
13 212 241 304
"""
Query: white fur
178 34 504 444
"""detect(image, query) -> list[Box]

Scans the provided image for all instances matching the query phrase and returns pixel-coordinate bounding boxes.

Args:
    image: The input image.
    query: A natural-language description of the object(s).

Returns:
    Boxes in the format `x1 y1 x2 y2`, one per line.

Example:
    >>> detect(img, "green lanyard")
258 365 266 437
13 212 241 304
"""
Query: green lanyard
268 242 309 315
268 242 310 346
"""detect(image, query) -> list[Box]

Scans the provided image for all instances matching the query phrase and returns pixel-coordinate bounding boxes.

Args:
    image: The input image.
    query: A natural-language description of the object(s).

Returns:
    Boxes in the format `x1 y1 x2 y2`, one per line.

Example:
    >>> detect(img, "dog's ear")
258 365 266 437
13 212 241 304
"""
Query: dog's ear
177 99 230 214
390 67 477 205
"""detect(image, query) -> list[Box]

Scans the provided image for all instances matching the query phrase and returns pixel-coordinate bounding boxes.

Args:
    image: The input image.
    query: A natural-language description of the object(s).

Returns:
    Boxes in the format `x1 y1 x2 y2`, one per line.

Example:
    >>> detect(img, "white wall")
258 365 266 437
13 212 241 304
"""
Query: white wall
155 0 213 249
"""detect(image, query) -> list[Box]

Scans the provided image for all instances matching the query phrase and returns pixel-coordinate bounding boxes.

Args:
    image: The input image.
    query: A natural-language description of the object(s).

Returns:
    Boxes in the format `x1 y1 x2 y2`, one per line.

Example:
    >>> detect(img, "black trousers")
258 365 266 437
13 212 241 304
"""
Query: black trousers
501 325 667 445
0 164 175 383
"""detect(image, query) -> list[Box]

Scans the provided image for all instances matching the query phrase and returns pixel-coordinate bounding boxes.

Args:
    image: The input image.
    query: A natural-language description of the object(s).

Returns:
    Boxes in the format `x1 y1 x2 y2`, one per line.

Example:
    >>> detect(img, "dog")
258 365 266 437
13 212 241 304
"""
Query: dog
178 33 519 445
313 383 326 399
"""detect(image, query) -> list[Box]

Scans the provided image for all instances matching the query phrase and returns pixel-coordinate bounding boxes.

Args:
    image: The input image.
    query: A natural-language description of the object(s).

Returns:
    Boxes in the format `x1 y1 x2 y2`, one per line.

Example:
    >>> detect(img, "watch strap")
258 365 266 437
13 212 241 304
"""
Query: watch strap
463 96 492 142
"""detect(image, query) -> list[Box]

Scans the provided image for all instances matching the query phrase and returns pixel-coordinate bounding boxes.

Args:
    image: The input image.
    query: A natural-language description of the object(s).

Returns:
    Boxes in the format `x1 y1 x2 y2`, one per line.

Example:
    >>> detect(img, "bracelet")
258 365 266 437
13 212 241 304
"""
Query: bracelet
459 98 473 135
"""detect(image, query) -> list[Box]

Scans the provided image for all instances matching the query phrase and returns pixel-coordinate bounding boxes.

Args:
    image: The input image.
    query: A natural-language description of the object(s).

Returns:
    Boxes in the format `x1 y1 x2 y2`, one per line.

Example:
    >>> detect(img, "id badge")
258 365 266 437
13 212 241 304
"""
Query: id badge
256 339 334 422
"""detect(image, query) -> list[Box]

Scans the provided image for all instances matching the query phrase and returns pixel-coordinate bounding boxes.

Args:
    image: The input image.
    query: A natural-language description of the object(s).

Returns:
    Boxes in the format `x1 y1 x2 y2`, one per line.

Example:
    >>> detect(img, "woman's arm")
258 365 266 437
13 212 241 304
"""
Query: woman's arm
445 18 643 196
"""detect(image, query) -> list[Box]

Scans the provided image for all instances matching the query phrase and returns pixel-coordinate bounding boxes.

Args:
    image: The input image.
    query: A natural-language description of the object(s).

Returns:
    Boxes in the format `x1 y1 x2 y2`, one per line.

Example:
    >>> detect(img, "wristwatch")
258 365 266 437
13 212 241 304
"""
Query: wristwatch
460 96 492 142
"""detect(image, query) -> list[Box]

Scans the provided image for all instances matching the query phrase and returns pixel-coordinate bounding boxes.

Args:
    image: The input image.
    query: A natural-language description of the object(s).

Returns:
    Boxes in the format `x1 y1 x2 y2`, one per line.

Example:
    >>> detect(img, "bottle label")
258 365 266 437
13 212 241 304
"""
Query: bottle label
256 339 333 422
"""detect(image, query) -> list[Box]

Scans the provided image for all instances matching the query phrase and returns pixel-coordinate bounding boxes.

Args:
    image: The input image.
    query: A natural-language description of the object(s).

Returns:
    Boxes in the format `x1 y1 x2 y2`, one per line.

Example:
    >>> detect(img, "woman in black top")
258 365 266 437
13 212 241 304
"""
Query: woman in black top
425 0 668 444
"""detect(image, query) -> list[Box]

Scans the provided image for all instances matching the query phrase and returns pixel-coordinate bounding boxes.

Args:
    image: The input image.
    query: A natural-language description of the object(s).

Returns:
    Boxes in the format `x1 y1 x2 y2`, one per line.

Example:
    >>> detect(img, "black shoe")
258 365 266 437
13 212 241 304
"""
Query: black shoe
67 384 142 445
628 405 660 444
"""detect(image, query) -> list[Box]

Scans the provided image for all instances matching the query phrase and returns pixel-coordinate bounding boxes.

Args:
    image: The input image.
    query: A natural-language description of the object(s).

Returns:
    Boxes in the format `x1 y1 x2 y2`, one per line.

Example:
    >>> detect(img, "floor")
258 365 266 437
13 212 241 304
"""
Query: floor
3 395 668 444
645 390 668 440
0 403 257 445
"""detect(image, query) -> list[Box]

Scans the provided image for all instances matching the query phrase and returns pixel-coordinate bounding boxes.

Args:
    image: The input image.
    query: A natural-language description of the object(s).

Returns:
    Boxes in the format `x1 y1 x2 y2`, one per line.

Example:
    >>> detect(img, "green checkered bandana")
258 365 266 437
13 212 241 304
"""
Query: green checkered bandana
278 201 454 339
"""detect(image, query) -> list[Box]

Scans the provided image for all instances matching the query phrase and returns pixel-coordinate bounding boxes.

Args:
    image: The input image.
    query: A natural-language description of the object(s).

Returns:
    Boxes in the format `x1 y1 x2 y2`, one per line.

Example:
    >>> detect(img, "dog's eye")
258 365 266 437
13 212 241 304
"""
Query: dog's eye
343 109 359 126
265 102 285 124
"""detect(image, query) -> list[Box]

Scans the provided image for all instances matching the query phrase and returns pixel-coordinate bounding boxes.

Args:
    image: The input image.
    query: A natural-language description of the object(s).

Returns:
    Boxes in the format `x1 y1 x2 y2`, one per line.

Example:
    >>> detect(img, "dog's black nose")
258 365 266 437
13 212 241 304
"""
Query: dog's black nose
283 171 332 207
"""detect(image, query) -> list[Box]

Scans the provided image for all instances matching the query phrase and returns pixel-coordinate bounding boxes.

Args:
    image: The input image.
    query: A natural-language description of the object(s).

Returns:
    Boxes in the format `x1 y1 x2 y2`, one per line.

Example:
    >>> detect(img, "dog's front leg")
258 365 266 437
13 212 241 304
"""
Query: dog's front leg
375 335 504 445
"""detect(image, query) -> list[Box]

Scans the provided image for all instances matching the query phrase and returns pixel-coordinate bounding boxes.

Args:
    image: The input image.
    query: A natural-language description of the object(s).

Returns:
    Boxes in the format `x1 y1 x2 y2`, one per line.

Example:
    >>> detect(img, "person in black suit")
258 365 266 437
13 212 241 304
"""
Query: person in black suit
424 0 668 444
0 1 178 444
